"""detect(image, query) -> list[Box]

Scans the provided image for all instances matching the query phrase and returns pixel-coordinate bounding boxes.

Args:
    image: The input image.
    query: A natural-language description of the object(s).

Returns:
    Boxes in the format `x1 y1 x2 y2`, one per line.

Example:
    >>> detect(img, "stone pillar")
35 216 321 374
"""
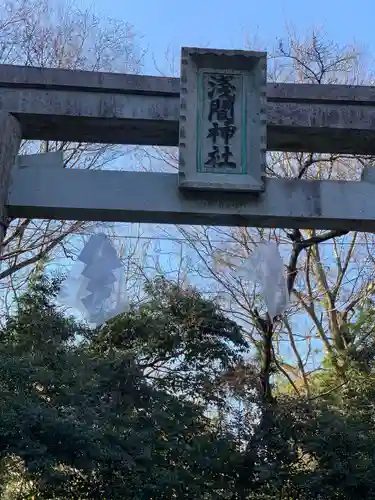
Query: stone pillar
0 112 22 251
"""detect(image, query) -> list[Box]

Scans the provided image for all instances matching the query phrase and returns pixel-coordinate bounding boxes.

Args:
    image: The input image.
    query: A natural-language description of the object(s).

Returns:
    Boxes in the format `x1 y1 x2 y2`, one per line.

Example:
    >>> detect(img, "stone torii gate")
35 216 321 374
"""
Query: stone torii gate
1 46 375 244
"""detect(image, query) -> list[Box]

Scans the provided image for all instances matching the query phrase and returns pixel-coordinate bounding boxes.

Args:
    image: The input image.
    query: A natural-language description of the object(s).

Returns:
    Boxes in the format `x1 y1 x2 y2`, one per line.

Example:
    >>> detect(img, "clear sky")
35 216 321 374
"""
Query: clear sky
47 0 373 355
89 0 375 74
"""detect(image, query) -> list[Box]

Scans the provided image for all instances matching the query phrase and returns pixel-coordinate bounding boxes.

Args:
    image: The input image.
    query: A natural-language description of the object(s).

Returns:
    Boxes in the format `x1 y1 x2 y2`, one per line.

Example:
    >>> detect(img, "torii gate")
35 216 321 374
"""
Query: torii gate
1 46 375 247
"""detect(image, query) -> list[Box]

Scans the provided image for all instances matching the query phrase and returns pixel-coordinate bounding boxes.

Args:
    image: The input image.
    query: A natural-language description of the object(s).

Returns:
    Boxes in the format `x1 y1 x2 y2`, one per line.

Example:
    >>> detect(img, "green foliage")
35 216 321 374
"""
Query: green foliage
3 274 375 498
91 277 247 408
0 275 241 498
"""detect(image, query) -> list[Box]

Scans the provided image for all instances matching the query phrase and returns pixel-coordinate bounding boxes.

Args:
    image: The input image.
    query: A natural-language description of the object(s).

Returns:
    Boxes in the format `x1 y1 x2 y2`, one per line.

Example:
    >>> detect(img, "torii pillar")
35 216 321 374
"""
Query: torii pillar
0 112 21 250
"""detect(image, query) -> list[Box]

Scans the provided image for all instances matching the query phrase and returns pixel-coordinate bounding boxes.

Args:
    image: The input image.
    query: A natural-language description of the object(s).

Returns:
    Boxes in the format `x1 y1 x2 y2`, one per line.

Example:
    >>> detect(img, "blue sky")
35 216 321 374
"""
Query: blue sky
89 0 375 74
72 0 374 311
34 0 372 361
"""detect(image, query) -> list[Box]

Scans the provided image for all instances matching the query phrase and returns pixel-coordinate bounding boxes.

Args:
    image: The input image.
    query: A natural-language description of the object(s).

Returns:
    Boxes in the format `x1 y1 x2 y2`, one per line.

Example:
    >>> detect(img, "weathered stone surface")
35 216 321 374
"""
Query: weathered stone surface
0 112 21 249
1 64 375 153
8 168 375 232
0 63 180 95
179 47 267 192
3 63 375 104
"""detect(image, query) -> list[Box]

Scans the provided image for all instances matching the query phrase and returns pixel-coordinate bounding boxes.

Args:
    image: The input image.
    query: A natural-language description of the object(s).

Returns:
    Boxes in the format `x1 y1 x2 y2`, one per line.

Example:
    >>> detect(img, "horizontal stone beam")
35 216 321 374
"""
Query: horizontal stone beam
0 63 181 96
1 64 375 153
15 151 63 169
2 64 375 104
8 168 375 232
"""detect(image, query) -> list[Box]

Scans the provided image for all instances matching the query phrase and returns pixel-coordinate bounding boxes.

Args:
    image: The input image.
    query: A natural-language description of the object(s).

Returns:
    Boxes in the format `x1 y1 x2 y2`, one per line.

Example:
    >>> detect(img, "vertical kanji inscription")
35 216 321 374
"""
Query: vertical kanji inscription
204 74 237 169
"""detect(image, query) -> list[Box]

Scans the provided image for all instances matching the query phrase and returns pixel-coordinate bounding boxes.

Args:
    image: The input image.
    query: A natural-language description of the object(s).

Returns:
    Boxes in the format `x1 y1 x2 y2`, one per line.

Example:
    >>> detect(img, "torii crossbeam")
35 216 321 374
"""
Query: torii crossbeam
1 47 375 236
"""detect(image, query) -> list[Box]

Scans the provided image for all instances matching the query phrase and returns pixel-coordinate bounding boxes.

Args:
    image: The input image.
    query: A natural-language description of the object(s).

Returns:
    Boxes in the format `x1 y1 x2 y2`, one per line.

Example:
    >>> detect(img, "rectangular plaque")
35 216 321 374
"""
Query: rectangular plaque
179 47 267 192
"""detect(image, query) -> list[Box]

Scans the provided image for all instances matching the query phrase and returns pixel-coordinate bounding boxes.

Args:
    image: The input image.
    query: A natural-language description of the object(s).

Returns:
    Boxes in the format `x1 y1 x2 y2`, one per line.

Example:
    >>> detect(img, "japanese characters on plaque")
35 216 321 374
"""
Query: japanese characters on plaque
201 72 243 174
179 47 267 192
